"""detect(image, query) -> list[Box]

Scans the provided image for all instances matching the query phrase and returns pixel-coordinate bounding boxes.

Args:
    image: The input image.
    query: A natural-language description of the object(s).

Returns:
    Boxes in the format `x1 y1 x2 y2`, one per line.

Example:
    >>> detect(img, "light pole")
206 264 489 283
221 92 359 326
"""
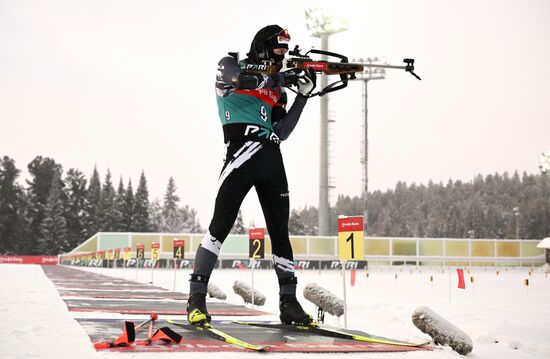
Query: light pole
351 57 418 231
513 207 520 239
304 8 347 236
352 58 386 230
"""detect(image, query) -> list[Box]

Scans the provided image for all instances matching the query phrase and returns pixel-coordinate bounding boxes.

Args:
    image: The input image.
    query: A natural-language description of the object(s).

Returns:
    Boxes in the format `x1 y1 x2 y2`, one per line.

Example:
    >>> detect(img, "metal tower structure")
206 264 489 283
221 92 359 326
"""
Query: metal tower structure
352 58 386 230
305 8 347 236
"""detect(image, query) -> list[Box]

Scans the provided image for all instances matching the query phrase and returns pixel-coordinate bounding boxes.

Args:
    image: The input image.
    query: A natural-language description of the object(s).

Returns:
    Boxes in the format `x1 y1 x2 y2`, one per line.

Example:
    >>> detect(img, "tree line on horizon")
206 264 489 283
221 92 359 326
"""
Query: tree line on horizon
0 156 206 255
289 171 550 240
1 156 549 256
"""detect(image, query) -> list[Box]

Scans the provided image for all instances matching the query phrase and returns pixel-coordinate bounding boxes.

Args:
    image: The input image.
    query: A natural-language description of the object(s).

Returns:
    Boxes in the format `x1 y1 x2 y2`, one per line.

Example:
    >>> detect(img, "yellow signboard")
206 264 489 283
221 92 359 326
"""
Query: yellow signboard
151 242 160 261
249 228 265 259
337 216 365 261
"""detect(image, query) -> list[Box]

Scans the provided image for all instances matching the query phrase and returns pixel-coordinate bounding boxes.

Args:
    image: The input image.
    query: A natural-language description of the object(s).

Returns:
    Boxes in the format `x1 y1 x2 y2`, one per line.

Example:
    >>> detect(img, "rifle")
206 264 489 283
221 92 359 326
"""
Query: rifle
238 46 421 97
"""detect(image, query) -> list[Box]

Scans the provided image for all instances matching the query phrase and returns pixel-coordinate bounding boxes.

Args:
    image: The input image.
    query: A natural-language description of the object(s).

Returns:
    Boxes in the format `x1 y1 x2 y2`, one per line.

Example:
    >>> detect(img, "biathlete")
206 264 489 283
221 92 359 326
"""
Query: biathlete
187 24 316 326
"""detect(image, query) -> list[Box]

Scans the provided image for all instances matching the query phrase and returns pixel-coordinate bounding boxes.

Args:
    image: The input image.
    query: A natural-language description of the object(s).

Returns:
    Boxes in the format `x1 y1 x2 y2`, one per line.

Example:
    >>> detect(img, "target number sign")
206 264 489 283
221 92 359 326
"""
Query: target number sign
173 239 185 259
338 216 364 261
249 228 265 259
124 247 131 260
136 244 145 260
151 242 160 260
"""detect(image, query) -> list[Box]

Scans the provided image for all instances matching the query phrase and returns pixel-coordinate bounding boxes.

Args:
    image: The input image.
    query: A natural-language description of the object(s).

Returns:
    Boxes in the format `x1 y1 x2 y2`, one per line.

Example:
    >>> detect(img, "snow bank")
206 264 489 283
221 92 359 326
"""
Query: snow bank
303 282 344 317
412 306 473 354
0 264 94 358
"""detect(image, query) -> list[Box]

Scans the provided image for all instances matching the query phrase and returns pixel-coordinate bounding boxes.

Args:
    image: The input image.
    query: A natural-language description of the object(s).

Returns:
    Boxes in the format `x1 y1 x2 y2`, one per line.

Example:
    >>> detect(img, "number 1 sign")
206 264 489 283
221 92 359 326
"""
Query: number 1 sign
338 216 364 261
337 215 364 330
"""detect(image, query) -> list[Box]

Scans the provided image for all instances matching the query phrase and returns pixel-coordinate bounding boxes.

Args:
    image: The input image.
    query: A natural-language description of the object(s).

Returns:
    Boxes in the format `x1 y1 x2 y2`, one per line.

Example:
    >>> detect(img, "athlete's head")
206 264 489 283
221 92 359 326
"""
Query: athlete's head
247 25 290 64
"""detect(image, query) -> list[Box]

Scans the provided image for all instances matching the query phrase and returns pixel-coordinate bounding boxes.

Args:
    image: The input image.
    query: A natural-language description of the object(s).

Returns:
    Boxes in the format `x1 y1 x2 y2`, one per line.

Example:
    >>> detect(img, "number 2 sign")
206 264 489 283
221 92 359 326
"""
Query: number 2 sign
338 216 364 261
249 228 265 259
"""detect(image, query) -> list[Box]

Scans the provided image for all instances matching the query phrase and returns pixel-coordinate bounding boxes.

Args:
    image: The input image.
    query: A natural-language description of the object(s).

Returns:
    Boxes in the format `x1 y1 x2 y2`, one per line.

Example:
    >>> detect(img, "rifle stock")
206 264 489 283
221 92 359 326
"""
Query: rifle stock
291 60 364 76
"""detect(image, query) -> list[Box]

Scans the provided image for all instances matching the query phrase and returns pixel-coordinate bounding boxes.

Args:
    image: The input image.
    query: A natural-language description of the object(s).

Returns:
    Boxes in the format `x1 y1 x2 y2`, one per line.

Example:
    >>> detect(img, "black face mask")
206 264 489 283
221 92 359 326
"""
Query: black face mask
247 25 290 64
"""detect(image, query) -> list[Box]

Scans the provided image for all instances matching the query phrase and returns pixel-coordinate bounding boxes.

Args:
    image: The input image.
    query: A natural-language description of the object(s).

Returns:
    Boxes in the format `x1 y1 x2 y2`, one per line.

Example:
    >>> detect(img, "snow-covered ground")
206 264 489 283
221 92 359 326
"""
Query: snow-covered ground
2 263 550 358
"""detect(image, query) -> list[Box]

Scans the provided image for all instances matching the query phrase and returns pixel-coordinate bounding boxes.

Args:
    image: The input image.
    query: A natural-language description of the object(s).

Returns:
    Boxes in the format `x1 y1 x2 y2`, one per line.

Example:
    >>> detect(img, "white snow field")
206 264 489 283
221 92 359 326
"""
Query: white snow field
2 263 550 358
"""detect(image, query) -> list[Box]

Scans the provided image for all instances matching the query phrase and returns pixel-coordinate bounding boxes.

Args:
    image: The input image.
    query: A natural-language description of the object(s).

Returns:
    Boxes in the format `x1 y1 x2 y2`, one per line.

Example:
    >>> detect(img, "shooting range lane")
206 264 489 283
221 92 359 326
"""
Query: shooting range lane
63 299 267 315
42 265 266 315
41 265 430 352
58 288 190 300
77 318 431 353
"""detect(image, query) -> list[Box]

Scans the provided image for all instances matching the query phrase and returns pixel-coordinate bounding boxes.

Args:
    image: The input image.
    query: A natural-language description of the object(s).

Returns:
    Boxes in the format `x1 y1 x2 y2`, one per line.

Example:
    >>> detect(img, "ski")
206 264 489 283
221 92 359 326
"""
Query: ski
166 319 270 351
234 320 430 347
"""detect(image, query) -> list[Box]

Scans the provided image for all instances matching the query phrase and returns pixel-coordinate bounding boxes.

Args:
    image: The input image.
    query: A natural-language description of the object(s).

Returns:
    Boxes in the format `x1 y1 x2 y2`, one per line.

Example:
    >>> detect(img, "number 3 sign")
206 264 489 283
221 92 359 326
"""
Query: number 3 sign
338 216 364 261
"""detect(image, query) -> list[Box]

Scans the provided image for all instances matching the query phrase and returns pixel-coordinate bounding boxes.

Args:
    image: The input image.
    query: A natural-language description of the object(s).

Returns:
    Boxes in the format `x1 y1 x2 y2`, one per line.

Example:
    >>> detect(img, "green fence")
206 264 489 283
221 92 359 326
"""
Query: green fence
68 232 546 266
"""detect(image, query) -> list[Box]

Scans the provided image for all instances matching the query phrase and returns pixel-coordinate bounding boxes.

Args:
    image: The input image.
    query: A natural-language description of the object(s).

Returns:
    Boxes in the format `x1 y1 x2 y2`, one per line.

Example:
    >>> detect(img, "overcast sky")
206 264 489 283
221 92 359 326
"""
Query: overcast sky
1 0 549 229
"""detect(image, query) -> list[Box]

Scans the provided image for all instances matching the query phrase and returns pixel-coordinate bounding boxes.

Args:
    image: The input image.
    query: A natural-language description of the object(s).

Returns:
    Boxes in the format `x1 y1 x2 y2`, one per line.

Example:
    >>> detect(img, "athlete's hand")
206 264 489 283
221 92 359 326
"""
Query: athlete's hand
273 69 302 87
297 69 316 96
282 69 302 86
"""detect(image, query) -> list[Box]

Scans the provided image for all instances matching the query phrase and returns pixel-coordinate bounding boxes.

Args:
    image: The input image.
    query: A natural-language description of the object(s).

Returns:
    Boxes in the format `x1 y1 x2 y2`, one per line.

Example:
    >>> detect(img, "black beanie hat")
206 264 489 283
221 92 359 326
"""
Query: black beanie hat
247 25 289 63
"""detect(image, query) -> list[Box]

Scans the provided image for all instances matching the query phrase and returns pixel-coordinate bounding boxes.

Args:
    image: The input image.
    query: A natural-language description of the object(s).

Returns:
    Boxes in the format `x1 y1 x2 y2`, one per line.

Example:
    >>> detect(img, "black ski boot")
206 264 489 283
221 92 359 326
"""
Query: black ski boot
187 293 211 326
279 294 314 325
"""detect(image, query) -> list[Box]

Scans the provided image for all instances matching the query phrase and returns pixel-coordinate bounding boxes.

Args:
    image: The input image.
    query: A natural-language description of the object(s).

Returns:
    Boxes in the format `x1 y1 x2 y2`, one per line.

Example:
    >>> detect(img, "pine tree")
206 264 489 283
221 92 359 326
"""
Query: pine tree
288 209 305 235
82 167 101 239
64 169 87 249
121 179 134 231
99 170 118 231
297 206 318 235
231 210 246 234
114 178 126 231
180 205 203 233
162 177 181 232
39 172 69 254
366 190 384 235
148 198 163 232
0 157 27 254
133 171 150 232
522 172 540 239
25 156 63 254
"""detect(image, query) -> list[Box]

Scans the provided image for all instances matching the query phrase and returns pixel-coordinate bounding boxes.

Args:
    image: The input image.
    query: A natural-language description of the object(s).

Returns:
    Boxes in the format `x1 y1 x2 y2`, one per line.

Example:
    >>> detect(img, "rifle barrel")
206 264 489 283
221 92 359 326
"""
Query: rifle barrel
360 63 408 70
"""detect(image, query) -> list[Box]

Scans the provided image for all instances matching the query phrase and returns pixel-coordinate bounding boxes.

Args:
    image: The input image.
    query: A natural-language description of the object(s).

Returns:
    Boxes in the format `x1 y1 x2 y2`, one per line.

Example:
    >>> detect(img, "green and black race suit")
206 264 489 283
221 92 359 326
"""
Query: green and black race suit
215 55 307 144
188 55 309 300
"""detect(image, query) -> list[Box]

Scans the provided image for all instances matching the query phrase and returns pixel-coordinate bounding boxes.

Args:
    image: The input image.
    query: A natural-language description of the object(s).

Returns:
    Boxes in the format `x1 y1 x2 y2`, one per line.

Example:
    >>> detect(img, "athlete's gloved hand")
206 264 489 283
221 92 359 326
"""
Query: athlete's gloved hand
296 69 316 96
282 68 302 86
272 69 302 87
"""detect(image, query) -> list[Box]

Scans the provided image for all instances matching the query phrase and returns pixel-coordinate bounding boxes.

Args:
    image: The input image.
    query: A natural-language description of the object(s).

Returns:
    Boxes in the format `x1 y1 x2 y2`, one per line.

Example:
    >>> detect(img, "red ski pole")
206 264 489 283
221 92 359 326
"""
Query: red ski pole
135 312 158 333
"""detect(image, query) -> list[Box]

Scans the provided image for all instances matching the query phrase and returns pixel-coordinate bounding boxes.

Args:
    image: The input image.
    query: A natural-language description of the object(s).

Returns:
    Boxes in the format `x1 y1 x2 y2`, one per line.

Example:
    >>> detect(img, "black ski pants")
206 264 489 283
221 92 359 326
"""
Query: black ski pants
190 140 296 295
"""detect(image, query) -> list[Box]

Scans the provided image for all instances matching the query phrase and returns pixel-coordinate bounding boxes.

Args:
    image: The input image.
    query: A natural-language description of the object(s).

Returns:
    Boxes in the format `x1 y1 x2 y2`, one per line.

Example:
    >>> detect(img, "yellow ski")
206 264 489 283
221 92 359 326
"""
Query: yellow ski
234 320 430 347
167 319 270 351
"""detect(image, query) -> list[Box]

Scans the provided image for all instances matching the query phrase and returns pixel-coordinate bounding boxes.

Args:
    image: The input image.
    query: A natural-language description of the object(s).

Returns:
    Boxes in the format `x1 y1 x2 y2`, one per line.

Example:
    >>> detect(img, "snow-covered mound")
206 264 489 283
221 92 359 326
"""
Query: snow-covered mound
412 306 473 355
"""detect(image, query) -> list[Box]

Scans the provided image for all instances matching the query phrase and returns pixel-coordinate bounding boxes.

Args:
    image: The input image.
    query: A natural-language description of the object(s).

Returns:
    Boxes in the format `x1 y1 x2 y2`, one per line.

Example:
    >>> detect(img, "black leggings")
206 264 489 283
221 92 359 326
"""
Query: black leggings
190 140 296 295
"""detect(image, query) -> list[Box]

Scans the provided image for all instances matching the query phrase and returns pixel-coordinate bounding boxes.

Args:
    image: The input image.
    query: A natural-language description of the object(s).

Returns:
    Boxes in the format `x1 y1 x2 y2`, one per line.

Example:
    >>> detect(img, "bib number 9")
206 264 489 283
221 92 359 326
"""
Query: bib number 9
260 105 267 122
